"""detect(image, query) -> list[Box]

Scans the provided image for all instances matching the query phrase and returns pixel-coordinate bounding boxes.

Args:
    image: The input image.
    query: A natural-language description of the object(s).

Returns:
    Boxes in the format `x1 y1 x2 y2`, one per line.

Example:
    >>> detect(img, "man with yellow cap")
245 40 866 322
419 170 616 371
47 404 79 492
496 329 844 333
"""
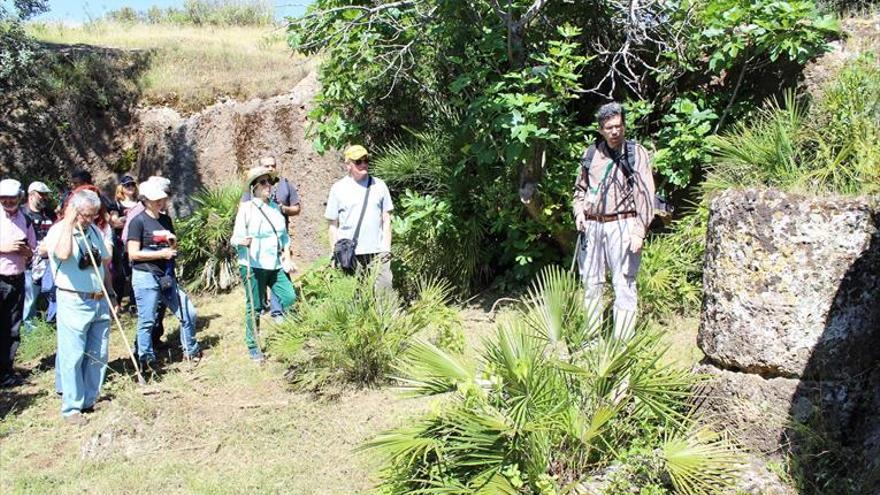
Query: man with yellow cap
325 145 394 289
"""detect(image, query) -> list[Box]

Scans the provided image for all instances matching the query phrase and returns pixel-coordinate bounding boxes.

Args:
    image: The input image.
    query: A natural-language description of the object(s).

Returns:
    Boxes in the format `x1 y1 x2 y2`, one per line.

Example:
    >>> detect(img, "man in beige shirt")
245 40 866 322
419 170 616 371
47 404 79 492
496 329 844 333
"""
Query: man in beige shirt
573 102 655 338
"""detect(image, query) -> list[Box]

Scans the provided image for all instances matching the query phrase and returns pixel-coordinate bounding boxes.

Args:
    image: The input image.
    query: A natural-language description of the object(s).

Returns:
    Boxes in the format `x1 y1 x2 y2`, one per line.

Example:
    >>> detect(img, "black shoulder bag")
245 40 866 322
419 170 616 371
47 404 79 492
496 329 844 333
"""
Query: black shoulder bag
333 176 372 275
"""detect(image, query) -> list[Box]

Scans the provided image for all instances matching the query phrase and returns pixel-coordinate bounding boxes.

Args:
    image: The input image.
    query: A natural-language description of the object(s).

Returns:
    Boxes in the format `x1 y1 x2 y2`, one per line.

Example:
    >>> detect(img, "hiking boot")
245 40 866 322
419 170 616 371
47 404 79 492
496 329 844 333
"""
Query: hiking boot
64 412 88 426
248 348 265 363
82 405 95 414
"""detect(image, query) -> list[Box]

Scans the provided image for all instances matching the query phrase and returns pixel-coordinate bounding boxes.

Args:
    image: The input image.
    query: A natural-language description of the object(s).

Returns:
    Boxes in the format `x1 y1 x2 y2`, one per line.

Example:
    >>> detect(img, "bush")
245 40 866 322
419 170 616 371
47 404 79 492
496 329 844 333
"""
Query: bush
269 263 464 392
363 266 741 494
708 53 880 195
176 183 242 293
104 0 275 27
637 207 707 319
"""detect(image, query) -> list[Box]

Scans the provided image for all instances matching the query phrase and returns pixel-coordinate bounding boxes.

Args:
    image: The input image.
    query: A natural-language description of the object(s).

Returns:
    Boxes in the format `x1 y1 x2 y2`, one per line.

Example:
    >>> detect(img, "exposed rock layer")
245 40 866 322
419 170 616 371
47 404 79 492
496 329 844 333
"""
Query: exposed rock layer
133 71 342 266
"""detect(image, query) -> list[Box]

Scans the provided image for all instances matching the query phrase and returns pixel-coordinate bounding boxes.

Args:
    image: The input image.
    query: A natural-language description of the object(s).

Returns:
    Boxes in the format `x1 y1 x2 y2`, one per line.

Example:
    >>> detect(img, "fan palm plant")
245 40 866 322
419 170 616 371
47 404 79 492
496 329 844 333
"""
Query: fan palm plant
365 266 741 494
176 182 242 293
269 263 464 392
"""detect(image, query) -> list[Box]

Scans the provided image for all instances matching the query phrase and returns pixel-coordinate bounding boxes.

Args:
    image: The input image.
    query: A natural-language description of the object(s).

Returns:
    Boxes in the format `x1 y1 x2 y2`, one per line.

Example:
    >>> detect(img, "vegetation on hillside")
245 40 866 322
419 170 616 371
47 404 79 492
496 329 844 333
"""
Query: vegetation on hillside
105 0 275 27
28 20 309 113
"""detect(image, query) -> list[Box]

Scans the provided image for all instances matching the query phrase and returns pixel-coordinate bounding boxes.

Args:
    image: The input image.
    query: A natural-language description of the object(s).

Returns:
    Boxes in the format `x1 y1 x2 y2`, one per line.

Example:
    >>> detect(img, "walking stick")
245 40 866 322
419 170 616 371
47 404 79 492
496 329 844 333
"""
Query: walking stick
77 224 146 386
570 231 583 274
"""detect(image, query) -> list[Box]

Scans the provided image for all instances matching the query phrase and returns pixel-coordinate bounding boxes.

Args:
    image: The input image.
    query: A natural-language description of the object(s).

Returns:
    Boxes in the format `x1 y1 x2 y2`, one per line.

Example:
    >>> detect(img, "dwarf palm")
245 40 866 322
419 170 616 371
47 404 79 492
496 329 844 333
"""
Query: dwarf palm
365 266 740 494
176 182 242 293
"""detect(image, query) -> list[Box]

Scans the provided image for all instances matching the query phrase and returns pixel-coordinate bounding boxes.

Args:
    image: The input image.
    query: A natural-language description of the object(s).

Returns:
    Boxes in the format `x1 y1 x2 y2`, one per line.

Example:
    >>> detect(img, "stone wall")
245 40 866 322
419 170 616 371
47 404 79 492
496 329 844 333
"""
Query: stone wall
697 188 880 489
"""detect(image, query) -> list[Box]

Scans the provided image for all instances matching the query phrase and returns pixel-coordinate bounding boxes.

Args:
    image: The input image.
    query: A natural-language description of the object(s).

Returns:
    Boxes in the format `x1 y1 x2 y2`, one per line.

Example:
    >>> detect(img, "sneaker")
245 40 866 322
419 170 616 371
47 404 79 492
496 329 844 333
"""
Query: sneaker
64 412 88 426
272 315 285 325
184 350 203 364
248 348 265 363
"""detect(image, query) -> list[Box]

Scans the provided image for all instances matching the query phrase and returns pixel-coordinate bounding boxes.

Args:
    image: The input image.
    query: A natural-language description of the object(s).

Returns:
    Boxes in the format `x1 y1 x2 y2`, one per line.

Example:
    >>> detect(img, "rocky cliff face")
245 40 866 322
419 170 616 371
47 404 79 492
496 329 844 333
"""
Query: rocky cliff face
697 189 880 490
132 71 342 266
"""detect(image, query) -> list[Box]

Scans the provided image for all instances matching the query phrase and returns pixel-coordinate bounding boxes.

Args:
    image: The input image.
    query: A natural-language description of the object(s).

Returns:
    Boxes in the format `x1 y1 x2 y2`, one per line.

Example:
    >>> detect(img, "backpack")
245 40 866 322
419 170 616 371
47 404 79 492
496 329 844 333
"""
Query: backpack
580 139 638 190
580 139 673 219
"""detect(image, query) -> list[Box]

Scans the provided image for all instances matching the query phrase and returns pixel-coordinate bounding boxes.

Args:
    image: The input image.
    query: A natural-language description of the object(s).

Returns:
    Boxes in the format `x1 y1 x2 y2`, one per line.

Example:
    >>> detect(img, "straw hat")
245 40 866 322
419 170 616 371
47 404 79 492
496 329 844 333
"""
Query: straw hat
244 166 278 190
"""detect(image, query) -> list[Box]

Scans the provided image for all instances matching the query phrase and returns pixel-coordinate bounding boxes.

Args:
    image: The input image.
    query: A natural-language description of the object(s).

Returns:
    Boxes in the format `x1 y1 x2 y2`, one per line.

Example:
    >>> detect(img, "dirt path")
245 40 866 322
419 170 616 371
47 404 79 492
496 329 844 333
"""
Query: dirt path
0 292 495 494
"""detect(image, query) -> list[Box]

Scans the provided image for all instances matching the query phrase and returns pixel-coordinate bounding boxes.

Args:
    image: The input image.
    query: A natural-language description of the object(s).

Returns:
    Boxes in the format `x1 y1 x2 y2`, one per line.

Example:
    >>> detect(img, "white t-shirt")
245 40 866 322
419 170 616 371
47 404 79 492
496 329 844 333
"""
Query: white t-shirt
324 175 393 255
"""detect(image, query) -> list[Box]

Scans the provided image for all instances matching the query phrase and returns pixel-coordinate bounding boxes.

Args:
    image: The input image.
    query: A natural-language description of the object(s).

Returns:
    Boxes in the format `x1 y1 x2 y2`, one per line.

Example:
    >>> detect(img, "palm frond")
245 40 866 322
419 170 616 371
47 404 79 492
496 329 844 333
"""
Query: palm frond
662 427 742 495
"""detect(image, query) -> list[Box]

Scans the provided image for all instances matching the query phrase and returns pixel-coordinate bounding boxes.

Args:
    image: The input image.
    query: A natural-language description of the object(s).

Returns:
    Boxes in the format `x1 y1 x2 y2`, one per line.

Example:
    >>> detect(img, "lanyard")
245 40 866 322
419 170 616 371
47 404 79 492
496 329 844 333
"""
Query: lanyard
589 159 615 194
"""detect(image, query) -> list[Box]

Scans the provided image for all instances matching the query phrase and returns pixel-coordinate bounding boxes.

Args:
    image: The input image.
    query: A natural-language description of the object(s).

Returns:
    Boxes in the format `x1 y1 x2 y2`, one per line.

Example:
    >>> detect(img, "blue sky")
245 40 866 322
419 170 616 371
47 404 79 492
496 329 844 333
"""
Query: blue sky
34 1 311 22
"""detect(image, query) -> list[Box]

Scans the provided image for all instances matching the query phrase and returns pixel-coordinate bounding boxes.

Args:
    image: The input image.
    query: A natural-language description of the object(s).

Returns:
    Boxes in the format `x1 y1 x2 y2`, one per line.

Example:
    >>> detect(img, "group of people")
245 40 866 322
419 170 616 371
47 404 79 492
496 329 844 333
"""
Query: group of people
1 100 654 425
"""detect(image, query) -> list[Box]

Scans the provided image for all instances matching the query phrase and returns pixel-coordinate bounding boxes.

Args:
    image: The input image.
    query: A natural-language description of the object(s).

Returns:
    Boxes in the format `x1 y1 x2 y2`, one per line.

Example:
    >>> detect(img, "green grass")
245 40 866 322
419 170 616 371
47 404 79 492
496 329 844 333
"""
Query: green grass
28 21 313 113
17 319 56 363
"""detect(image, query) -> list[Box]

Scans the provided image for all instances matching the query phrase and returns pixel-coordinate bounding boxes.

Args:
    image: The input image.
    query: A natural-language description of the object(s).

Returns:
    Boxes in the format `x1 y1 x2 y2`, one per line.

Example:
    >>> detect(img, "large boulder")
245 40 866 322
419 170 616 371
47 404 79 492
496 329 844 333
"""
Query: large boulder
696 188 880 492
699 189 880 380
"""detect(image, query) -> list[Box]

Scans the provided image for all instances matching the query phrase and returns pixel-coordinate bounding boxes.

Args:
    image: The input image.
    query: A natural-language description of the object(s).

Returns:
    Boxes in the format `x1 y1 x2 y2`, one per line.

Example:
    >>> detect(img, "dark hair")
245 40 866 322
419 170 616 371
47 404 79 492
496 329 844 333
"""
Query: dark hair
596 102 625 126
71 169 93 184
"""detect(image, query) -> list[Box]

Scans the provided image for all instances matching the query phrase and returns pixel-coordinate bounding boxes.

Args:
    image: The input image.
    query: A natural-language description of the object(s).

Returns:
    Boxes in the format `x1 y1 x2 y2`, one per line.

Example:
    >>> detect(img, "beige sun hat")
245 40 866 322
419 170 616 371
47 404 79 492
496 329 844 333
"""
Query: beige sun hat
244 166 278 190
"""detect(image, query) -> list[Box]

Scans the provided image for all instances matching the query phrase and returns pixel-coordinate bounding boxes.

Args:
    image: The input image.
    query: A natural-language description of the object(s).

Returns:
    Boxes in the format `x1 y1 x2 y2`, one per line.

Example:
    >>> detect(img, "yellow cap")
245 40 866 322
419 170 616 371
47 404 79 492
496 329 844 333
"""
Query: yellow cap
343 145 369 161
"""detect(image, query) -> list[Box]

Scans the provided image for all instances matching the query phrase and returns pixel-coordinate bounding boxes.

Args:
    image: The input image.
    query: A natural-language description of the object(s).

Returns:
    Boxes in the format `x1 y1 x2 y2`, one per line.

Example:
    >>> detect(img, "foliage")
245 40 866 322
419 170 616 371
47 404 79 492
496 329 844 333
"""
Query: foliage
176 183 242 293
364 266 741 494
637 208 707 319
0 0 48 92
288 0 838 291
269 263 464 392
708 53 880 195
373 128 487 295
104 0 275 27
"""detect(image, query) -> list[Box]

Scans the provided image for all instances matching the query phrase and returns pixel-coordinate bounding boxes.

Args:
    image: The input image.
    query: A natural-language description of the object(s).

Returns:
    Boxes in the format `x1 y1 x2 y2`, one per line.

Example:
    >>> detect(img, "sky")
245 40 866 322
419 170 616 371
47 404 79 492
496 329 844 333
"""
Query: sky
33 0 311 23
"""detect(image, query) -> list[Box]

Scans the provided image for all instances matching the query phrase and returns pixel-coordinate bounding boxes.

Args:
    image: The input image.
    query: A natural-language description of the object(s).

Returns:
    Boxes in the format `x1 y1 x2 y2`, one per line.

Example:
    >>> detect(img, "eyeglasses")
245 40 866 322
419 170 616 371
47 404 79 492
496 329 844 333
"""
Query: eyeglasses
79 212 98 220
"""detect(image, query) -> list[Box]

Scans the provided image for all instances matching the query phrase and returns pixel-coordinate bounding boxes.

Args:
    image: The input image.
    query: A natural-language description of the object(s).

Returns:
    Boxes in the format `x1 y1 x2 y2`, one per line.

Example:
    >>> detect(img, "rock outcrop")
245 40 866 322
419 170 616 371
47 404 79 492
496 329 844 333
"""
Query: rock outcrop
697 188 880 490
132 71 341 265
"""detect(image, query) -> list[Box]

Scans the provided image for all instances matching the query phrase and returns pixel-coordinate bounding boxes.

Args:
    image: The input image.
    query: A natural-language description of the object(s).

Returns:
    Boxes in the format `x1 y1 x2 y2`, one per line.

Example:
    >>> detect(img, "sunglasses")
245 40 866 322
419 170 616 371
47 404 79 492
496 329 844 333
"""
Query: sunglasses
354 159 369 166
255 178 274 186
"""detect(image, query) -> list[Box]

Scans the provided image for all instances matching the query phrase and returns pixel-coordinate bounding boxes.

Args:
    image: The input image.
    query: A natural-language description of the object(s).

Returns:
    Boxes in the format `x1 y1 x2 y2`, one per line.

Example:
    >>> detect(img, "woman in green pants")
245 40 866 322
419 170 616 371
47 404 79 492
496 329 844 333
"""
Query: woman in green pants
231 166 296 362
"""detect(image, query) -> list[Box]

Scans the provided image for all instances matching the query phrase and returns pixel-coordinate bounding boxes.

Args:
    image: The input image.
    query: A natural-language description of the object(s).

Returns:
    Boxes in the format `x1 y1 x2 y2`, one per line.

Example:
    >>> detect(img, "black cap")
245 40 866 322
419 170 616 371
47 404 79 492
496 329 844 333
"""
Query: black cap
120 175 136 186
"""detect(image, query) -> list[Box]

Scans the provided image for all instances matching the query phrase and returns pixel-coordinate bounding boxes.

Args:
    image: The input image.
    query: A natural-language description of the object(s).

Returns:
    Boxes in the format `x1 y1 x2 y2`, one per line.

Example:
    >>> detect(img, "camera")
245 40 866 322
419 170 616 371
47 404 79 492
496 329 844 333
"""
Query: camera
78 247 102 270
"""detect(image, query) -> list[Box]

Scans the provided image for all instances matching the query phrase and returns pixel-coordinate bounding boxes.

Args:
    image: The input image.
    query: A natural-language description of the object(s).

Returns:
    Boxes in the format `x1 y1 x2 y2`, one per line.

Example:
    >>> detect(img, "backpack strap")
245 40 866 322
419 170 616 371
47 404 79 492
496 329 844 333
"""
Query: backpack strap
580 143 598 190
351 176 373 245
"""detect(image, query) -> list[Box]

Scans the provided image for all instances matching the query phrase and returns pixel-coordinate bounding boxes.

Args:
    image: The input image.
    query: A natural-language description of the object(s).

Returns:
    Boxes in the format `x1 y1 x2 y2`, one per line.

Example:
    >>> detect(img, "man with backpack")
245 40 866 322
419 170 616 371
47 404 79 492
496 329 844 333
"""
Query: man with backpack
325 145 394 290
573 102 655 338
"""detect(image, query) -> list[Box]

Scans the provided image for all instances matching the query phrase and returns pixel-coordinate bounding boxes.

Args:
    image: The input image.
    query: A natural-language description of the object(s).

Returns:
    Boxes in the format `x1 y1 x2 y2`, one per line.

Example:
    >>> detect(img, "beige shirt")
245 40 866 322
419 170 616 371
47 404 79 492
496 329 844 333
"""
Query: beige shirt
572 141 656 239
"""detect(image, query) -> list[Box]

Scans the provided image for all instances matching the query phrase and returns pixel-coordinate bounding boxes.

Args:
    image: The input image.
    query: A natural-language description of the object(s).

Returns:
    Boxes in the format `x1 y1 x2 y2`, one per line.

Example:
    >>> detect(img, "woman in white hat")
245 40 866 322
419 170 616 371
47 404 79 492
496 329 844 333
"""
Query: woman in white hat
230 166 297 362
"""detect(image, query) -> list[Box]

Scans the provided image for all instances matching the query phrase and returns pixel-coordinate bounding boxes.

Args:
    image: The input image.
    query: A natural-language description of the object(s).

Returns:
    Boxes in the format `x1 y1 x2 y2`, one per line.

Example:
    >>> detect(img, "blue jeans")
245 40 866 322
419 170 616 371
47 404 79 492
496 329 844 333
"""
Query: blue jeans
131 269 199 362
56 290 110 416
22 270 42 332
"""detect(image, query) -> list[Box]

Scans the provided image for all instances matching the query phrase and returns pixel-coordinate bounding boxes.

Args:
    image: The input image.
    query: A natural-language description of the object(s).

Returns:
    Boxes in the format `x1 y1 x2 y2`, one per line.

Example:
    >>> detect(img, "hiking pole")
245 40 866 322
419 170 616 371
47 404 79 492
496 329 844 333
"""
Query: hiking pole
570 231 583 274
77 224 146 386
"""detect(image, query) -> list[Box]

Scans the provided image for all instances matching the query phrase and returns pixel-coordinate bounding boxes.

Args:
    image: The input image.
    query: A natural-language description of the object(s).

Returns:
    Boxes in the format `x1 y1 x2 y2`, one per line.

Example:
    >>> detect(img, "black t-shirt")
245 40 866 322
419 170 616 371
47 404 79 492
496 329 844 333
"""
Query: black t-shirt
126 210 175 276
21 205 57 243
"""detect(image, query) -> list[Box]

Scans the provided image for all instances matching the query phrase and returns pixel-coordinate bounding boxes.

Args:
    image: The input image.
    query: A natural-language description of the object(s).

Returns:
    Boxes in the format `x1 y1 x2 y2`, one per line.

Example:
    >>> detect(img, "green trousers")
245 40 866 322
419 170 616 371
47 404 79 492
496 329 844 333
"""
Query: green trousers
239 266 296 350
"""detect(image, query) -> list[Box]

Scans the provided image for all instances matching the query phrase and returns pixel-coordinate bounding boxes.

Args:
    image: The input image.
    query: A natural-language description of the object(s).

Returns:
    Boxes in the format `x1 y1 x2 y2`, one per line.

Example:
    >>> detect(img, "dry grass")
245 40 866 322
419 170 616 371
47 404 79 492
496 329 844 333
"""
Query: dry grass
28 21 314 113
0 291 438 495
